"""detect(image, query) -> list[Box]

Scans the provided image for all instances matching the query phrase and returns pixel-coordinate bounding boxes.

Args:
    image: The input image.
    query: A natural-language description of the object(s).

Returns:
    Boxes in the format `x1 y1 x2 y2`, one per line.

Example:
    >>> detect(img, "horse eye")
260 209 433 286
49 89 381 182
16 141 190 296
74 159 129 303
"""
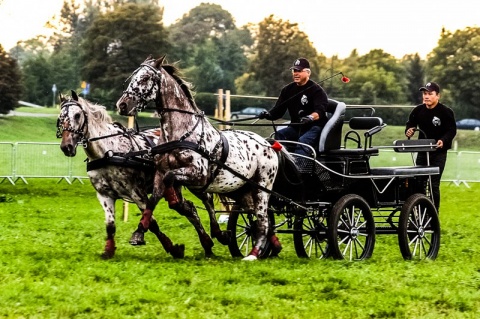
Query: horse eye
74 113 81 121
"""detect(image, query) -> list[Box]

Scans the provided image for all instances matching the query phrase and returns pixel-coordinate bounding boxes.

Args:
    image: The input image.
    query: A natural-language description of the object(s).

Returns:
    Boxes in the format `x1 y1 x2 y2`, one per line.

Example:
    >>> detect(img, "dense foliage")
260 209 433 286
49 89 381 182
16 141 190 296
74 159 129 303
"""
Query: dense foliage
2 1 480 120
0 45 23 114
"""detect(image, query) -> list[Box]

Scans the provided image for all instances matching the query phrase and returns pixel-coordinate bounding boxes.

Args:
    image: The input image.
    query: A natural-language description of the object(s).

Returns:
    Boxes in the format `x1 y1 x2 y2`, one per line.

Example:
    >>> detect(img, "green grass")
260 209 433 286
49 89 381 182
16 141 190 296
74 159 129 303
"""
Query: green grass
0 180 479 318
1 112 480 317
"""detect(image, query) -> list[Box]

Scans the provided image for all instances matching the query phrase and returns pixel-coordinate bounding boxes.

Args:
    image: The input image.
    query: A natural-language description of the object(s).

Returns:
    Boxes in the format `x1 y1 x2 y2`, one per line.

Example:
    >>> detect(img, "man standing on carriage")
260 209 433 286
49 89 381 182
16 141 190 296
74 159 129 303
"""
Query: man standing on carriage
258 58 329 156
405 82 457 212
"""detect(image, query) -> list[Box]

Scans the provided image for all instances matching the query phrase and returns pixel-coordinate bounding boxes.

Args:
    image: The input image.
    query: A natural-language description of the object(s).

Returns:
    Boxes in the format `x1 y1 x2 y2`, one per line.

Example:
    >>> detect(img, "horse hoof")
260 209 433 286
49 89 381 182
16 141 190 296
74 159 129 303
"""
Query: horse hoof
270 235 282 255
129 232 146 246
101 249 116 260
242 255 258 261
216 230 232 246
170 244 185 259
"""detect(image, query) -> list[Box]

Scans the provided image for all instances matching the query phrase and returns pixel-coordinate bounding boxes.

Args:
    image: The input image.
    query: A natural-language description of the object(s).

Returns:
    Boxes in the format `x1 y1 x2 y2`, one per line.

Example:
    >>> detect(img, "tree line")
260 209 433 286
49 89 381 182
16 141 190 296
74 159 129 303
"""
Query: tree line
1 0 479 124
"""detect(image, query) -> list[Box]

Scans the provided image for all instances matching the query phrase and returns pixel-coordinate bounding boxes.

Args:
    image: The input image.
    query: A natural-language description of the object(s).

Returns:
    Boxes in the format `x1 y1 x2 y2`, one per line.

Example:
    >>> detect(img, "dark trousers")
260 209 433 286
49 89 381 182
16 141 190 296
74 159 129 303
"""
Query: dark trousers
416 151 448 211
275 126 322 156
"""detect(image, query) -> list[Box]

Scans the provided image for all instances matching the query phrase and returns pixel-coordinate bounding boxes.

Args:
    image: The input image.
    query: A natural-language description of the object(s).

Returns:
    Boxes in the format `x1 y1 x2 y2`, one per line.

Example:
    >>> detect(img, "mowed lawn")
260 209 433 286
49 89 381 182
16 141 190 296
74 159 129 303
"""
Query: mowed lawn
0 179 479 318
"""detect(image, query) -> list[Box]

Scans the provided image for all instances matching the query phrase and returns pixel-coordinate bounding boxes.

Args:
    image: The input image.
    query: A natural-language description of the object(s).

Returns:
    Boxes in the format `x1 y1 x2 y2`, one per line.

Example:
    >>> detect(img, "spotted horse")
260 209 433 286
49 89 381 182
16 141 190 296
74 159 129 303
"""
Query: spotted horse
116 55 283 260
57 91 185 259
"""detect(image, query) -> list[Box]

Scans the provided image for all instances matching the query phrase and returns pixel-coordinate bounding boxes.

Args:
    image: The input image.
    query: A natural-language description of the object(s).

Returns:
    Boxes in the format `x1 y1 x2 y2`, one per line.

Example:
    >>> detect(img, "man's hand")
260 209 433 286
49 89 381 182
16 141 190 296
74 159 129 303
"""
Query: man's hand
300 115 314 124
405 127 415 138
258 111 271 120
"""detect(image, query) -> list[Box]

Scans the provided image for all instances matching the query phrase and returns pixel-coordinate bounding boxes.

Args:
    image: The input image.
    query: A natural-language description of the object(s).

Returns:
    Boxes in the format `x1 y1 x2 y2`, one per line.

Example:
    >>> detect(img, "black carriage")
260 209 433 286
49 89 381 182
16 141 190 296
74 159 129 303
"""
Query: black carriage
223 99 440 261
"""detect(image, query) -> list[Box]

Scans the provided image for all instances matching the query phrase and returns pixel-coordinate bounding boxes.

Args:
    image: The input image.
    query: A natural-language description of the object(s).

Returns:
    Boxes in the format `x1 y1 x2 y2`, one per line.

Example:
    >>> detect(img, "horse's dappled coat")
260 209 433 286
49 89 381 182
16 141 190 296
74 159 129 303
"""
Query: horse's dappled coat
116 56 281 260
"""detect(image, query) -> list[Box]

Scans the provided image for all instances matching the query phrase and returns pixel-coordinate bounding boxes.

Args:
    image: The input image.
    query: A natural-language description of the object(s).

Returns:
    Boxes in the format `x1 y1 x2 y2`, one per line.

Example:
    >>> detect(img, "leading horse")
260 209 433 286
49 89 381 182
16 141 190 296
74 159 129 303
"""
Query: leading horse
116 56 281 260
57 91 185 259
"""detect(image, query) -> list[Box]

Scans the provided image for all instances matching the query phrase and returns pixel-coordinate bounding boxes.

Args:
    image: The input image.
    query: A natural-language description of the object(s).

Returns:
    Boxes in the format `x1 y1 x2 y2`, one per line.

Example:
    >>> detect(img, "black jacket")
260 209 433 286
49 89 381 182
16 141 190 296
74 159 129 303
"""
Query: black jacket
269 80 329 129
405 102 457 151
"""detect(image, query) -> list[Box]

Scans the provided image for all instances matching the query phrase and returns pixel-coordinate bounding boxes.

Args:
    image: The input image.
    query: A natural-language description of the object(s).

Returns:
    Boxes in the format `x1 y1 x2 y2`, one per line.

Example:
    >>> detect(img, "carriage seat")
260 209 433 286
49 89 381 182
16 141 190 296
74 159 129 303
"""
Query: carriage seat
369 139 439 176
318 99 346 153
325 116 384 157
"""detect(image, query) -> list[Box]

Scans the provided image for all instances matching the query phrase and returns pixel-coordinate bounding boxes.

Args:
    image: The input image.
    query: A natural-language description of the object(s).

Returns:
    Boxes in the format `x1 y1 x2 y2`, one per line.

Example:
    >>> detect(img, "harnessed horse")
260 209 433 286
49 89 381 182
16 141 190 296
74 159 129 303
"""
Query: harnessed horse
116 56 282 260
57 91 185 259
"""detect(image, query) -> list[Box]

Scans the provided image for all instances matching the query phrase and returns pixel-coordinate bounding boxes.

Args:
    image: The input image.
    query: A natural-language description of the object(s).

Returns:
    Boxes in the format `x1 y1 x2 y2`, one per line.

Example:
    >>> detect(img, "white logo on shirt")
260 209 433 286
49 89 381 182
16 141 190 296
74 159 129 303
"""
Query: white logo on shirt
301 95 308 105
432 116 441 126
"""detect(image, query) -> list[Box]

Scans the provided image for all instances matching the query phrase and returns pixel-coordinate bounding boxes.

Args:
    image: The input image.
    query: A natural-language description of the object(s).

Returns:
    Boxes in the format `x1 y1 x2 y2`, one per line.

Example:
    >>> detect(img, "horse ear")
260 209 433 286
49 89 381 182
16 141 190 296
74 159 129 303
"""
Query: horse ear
60 93 66 102
71 90 79 101
144 54 153 62
154 55 166 68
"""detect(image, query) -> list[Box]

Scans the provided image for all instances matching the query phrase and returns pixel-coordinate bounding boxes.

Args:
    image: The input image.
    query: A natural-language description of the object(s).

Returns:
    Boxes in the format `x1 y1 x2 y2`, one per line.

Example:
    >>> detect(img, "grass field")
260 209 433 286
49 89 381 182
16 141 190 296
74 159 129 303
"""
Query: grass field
1 180 479 318
1 109 480 318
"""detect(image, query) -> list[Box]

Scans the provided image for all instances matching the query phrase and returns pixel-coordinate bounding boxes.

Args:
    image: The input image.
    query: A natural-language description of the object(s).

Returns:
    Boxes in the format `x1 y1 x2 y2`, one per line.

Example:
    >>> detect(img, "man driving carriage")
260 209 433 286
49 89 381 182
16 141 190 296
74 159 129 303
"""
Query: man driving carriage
258 58 329 156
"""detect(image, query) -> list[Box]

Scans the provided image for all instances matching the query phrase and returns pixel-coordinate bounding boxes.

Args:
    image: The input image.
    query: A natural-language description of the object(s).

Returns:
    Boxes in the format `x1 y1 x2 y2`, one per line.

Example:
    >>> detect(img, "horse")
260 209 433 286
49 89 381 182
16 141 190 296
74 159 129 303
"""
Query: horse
116 55 282 261
57 90 185 259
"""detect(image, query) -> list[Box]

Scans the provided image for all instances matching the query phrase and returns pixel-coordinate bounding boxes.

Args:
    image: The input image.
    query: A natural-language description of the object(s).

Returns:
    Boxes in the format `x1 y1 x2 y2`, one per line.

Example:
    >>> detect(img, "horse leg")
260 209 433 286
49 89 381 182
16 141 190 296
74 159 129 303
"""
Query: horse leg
130 172 164 245
164 172 215 257
197 193 231 245
242 192 279 261
97 195 116 259
148 217 185 258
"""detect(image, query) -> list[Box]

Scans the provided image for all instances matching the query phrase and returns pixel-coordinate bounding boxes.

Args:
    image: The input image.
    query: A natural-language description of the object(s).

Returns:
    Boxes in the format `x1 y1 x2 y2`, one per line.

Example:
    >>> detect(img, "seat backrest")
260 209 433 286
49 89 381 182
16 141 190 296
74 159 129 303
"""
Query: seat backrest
318 99 346 152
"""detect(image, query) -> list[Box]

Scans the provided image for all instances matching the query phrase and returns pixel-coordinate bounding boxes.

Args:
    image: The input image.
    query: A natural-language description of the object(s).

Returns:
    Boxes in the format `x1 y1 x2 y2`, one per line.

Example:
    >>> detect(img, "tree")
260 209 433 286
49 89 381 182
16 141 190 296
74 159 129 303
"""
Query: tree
248 15 319 96
81 3 171 106
168 3 236 65
403 53 425 105
167 3 249 93
341 49 407 104
21 53 55 107
427 27 480 119
0 45 23 114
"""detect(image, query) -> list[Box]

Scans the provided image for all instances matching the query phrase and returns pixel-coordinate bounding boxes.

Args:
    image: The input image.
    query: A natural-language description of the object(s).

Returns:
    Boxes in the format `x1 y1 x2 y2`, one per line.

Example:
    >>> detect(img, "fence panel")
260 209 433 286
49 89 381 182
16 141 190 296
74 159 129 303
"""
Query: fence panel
1 142 479 186
0 142 15 184
15 142 73 180
455 151 480 183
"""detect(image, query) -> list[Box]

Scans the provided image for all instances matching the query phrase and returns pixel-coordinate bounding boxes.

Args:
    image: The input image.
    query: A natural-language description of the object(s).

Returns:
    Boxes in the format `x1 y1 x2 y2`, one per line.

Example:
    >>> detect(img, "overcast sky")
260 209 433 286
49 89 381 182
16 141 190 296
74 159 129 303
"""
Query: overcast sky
1 0 479 58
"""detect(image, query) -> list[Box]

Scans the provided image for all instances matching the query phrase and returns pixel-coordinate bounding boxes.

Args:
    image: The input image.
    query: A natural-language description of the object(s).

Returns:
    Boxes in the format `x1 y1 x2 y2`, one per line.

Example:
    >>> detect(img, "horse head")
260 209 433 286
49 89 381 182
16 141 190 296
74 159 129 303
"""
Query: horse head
57 90 88 157
116 55 166 116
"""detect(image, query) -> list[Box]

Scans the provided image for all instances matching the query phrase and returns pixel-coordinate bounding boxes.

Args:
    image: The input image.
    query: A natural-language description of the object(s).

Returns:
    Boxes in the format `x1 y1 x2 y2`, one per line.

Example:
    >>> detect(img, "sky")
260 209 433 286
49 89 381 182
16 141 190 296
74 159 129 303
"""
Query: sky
0 0 479 59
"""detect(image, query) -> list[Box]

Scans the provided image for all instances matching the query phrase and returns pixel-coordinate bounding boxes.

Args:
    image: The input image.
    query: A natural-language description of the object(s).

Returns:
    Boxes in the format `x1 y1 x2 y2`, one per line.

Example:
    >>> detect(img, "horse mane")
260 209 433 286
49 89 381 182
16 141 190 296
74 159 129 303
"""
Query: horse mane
77 97 114 129
160 62 200 112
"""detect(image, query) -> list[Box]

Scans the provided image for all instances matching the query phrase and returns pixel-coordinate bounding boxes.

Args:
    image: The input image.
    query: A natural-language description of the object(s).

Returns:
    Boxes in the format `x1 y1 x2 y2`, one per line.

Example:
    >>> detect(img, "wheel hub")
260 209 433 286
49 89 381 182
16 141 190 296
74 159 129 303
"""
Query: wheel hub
350 227 359 239
418 226 425 238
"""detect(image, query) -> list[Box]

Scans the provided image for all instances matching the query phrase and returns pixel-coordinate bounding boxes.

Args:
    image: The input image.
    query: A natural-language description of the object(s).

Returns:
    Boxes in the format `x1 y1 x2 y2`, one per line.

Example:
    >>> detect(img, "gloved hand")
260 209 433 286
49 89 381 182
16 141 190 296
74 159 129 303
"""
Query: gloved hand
258 111 271 120
300 115 314 124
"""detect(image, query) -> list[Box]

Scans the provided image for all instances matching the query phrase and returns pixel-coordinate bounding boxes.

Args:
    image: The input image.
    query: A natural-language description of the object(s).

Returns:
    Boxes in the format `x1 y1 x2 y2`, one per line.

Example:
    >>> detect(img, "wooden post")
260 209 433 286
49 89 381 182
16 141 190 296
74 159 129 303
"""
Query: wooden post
217 89 224 130
123 115 135 222
225 90 231 129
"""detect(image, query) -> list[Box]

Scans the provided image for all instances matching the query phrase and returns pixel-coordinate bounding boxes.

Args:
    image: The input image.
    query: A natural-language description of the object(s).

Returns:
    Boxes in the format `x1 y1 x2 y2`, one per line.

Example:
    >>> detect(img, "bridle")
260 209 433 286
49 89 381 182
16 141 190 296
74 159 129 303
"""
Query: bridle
56 99 89 146
122 62 163 113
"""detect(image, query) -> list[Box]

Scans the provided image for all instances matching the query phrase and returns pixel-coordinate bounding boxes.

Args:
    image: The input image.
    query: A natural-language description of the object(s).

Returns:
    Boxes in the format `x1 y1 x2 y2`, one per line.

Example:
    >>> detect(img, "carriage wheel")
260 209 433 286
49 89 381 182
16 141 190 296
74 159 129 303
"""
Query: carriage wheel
293 210 330 259
398 193 440 260
328 194 375 261
226 206 273 258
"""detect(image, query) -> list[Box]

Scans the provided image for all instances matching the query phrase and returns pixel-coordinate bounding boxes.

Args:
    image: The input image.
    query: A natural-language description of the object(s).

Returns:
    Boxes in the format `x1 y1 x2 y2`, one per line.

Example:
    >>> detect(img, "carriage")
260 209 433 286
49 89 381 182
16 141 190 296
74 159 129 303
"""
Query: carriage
221 99 440 261
112 56 440 262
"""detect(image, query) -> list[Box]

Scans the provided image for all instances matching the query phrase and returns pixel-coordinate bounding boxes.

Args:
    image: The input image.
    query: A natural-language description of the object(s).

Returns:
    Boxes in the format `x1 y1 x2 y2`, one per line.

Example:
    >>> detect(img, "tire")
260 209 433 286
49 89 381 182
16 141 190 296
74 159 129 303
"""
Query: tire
226 205 273 258
328 194 375 261
293 210 330 259
398 193 440 260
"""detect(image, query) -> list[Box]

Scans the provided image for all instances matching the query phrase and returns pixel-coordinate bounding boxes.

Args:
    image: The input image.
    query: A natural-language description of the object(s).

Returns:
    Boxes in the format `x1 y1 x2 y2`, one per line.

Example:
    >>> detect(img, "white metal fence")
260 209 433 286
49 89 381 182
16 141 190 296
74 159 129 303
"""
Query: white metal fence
0 142 87 185
1 142 479 187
